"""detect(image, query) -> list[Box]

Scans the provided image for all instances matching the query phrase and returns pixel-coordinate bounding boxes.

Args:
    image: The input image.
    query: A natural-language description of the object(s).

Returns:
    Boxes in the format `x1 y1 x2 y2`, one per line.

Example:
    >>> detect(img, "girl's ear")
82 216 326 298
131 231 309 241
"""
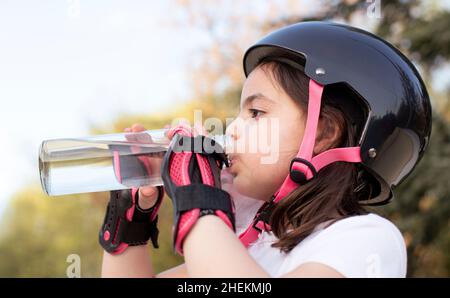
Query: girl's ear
313 114 342 155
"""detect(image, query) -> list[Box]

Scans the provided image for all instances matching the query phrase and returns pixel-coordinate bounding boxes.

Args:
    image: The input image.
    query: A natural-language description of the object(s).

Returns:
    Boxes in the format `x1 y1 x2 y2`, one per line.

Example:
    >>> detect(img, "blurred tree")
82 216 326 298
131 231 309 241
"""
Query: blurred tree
377 113 450 277
0 187 105 277
0 186 183 277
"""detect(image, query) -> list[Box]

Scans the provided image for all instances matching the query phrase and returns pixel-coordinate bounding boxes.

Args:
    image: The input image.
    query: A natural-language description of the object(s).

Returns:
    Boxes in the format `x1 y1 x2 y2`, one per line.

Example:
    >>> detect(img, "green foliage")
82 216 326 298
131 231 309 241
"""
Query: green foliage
0 186 182 277
0 187 105 277
377 113 450 277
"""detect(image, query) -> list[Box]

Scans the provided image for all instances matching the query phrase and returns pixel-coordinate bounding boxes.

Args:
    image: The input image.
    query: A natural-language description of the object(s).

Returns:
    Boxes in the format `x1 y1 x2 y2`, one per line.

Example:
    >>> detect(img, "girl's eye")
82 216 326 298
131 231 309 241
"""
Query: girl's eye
249 109 265 119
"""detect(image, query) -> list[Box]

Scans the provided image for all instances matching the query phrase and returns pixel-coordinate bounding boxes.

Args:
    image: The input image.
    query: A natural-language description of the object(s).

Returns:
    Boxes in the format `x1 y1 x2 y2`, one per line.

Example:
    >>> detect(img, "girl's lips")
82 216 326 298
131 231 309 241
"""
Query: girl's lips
228 156 237 167
228 157 238 175
221 167 234 184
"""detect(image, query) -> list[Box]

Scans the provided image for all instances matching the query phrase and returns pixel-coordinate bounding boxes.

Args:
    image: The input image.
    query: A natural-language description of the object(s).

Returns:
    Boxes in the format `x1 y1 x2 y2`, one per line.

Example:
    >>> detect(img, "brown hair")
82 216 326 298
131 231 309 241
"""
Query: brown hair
257 53 373 253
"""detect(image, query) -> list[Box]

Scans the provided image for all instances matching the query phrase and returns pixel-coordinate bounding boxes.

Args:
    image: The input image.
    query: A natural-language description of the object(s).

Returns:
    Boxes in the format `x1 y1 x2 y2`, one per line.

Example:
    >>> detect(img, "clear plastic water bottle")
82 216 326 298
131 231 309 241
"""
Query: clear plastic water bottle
39 129 229 196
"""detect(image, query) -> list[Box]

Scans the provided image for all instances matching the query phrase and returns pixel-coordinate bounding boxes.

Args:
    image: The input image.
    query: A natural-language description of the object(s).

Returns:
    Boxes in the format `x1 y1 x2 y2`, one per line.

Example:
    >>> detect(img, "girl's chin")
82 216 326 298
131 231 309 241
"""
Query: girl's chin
222 164 238 178
221 167 264 199
221 167 233 180
228 177 255 197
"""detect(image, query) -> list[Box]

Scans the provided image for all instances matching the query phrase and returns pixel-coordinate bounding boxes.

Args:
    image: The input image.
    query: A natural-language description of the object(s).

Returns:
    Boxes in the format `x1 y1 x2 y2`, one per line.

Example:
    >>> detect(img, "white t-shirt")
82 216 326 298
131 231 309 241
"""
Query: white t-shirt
245 213 407 278
222 171 407 278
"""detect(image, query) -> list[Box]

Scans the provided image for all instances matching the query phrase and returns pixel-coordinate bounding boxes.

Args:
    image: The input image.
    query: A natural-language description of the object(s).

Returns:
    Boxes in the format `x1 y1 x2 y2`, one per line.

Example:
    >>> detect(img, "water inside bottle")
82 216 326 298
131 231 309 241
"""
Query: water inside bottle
39 130 229 196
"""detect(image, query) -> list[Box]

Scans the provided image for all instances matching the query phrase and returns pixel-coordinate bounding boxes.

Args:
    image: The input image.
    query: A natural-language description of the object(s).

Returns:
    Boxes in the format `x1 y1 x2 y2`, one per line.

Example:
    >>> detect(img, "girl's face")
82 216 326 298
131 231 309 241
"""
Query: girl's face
225 65 306 201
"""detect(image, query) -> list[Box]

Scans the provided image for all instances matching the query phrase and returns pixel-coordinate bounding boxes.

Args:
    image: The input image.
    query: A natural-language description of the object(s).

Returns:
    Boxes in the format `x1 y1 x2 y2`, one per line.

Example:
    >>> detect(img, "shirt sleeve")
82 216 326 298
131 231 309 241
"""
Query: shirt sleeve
284 215 407 278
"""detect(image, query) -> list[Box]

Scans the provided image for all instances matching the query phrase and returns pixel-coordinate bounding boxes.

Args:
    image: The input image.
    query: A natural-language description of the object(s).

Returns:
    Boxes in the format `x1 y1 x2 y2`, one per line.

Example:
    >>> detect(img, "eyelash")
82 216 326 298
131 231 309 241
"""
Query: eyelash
249 108 265 119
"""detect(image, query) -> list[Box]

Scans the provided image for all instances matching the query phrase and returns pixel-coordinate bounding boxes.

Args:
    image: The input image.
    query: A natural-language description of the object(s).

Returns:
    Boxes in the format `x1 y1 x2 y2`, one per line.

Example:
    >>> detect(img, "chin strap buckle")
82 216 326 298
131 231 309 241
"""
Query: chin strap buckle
289 157 318 184
252 197 276 233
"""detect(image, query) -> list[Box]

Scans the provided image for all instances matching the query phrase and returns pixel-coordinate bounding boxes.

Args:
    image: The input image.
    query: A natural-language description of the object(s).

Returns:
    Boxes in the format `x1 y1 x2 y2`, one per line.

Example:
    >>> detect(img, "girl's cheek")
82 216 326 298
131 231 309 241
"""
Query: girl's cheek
250 117 281 164
231 119 257 155
239 162 284 199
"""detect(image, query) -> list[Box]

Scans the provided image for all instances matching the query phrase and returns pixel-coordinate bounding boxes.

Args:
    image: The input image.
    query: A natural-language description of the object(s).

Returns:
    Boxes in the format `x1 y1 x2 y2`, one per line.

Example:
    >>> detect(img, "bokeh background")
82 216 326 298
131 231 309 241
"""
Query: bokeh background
0 0 449 277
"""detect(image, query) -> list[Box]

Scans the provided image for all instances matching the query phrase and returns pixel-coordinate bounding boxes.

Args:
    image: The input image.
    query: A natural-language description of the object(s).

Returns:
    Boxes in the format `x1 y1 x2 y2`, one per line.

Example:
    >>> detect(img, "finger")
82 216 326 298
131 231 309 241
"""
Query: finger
125 124 151 143
124 127 135 142
131 123 146 132
124 127 137 142
126 132 152 144
138 186 158 209
140 186 158 198
167 122 193 140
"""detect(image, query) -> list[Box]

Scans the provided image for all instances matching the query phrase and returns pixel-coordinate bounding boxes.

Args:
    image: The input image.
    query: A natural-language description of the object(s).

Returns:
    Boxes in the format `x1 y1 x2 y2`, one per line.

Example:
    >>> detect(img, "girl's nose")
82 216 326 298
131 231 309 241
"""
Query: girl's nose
225 118 242 155
225 118 240 141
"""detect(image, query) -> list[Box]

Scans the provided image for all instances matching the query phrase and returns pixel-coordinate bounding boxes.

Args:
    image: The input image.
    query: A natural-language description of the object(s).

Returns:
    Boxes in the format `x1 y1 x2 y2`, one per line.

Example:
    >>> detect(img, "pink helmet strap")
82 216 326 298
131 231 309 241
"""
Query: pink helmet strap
239 79 362 248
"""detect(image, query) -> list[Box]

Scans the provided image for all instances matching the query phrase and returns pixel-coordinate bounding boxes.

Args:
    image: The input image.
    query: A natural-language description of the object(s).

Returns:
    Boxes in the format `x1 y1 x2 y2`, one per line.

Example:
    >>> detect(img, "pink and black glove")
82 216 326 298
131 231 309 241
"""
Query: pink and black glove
99 187 164 254
161 125 235 255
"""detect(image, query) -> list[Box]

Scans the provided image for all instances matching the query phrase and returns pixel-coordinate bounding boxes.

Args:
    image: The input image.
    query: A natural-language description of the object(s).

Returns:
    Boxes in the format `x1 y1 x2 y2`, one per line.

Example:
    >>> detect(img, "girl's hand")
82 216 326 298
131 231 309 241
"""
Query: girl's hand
165 121 208 140
99 123 165 254
130 120 208 209
161 123 234 255
124 123 160 210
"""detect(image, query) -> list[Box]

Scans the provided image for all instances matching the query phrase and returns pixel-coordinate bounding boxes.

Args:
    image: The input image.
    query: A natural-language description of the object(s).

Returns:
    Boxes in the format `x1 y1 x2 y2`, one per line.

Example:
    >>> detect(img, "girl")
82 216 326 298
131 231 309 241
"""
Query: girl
100 21 431 278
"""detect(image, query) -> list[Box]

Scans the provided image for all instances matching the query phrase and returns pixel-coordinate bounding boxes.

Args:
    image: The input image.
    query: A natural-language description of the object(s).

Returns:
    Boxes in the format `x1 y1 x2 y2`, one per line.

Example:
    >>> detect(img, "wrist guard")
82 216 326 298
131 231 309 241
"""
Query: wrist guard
99 186 164 254
161 129 235 255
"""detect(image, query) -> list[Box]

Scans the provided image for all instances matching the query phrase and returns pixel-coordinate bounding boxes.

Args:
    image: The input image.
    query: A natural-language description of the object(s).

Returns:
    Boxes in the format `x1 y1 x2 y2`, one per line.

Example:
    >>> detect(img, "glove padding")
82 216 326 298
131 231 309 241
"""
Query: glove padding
161 126 234 255
99 187 164 254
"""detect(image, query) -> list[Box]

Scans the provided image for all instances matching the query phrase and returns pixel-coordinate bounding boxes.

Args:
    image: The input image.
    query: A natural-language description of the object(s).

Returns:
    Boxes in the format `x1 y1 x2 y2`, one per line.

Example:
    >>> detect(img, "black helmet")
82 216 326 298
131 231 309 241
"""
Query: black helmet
243 21 432 205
